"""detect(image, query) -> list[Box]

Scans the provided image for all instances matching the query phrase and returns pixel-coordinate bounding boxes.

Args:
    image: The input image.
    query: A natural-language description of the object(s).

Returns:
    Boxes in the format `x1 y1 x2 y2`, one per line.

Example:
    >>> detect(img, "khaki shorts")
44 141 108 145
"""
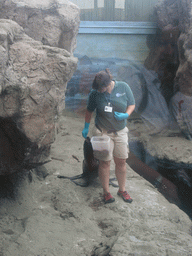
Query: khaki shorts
92 126 129 161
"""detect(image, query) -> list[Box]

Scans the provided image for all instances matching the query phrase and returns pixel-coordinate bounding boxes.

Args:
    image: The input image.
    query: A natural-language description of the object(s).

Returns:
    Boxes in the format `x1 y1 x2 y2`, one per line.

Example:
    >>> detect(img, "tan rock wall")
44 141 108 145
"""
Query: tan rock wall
0 19 78 175
0 0 80 53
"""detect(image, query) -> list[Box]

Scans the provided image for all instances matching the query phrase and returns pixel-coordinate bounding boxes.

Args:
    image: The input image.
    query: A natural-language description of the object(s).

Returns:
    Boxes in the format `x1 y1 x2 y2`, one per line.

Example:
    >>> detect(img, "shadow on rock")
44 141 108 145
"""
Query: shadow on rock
0 166 49 200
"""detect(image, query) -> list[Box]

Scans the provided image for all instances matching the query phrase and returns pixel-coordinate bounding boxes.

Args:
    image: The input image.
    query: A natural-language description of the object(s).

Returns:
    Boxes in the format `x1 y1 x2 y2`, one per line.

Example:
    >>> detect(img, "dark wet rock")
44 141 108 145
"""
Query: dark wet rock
145 0 192 98
144 0 192 139
169 91 192 139
155 0 191 32
144 25 180 103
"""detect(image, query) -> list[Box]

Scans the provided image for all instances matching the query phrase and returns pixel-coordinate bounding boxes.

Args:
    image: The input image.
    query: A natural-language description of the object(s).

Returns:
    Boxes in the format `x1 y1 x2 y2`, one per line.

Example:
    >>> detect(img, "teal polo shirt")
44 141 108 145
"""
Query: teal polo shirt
87 81 135 131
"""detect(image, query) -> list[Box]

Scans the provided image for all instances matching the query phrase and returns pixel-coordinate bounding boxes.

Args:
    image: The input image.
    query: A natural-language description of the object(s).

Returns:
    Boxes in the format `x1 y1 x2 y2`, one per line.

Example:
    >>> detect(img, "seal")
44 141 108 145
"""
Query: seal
57 137 118 187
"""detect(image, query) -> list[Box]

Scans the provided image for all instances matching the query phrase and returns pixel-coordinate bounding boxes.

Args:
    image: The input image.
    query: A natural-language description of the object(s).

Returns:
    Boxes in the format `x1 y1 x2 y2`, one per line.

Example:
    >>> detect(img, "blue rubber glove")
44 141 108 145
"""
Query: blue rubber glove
82 122 90 138
114 112 129 121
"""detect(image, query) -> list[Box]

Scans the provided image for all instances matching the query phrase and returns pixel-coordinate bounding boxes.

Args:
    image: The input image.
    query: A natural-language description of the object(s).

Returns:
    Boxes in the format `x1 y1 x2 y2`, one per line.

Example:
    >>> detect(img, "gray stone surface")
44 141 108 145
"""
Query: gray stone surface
144 136 192 164
0 115 191 256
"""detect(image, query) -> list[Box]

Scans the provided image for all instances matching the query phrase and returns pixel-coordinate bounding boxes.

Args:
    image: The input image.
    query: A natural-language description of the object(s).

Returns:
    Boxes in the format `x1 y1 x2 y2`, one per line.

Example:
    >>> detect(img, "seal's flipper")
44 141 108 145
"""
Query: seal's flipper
57 174 83 180
57 174 89 187
71 179 89 187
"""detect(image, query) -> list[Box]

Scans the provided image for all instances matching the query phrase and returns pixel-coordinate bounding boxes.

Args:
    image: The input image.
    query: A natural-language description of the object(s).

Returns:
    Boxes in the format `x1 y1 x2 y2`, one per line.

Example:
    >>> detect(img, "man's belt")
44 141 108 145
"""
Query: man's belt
96 124 117 135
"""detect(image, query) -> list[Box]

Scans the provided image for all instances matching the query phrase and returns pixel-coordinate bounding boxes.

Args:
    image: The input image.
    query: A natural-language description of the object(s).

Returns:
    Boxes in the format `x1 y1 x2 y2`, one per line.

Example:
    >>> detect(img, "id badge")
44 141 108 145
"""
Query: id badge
104 106 113 113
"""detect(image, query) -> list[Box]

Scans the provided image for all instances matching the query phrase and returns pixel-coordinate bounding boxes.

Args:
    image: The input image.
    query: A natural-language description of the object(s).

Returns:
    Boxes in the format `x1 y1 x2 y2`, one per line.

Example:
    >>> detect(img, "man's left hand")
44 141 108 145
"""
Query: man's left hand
114 112 129 121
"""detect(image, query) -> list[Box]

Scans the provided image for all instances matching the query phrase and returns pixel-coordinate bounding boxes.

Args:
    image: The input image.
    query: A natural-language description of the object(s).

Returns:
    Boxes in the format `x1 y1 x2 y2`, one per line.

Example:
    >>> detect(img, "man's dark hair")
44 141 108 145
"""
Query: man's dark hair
92 69 113 90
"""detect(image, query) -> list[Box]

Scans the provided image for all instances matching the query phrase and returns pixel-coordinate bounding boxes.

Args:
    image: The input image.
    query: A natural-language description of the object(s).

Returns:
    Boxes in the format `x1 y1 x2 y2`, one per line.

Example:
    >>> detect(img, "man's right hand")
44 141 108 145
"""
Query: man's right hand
82 122 90 138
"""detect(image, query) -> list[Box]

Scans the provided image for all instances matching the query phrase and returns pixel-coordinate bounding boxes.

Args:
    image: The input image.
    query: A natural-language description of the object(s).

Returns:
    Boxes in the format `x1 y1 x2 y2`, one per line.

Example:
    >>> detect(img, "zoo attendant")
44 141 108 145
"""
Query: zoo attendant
82 69 135 204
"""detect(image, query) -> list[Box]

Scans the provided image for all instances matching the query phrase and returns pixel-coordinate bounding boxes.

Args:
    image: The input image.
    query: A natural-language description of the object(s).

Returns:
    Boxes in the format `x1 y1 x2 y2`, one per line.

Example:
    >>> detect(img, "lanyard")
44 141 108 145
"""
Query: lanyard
104 92 112 106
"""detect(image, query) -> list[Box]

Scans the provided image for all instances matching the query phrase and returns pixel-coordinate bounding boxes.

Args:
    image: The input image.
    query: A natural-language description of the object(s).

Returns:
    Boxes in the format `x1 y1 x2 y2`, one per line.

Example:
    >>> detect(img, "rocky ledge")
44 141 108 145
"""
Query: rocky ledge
0 115 191 256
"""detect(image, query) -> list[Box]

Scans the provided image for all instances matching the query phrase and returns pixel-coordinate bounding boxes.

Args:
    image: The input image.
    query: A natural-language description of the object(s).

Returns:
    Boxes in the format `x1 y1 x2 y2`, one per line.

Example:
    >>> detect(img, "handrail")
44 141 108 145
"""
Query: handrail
78 21 158 34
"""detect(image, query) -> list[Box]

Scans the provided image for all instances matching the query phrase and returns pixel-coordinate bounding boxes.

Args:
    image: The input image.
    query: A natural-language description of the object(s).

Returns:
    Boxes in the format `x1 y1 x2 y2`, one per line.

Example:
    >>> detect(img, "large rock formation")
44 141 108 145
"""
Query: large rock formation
138 1 192 213
0 19 78 175
145 0 192 98
144 0 192 137
0 0 80 53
